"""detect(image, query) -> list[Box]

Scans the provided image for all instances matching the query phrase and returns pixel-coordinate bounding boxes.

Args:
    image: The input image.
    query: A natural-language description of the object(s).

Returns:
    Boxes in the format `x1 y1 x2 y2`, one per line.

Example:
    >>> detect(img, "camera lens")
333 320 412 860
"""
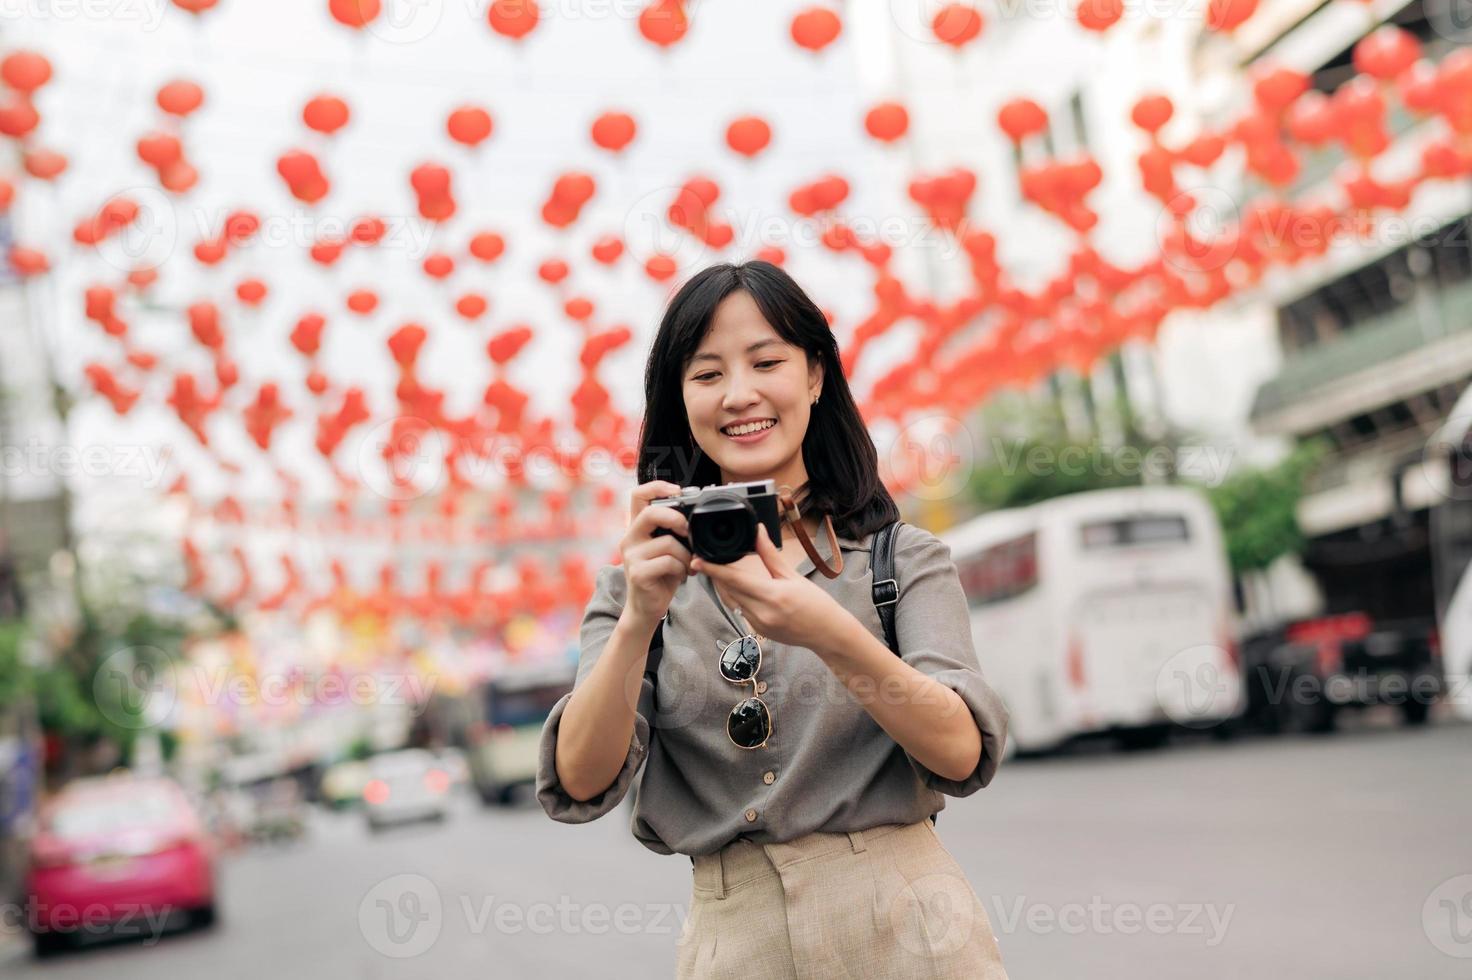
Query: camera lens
688 494 756 564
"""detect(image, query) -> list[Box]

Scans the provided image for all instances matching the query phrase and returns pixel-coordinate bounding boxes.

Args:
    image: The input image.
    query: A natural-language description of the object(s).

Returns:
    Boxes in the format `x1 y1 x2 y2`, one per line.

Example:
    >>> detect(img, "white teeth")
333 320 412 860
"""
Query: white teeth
723 419 776 436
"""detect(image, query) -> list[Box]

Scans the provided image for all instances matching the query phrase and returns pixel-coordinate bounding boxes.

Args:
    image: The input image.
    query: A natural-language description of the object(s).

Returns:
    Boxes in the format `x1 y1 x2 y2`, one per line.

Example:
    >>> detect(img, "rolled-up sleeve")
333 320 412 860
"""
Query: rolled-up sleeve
536 563 655 823
892 523 1010 797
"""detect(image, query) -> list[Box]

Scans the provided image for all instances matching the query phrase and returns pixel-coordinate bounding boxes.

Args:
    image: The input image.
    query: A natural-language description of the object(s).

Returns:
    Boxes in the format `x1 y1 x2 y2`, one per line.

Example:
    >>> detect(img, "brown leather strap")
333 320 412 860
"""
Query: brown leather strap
777 487 843 578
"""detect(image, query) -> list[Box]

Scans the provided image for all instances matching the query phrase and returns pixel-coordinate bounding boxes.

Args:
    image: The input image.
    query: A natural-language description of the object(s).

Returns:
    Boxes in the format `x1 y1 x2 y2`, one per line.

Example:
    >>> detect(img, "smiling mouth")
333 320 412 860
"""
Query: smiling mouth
721 419 777 437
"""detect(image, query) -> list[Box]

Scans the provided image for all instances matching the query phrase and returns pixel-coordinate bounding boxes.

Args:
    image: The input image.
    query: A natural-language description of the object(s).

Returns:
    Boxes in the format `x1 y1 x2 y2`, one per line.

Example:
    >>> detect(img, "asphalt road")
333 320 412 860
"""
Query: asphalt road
4 715 1468 979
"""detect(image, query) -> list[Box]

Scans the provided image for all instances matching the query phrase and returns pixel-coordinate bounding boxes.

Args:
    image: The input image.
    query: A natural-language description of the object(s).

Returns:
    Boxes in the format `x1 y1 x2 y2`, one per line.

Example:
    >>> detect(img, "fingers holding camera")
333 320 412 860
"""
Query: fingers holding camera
629 480 683 521
622 509 693 627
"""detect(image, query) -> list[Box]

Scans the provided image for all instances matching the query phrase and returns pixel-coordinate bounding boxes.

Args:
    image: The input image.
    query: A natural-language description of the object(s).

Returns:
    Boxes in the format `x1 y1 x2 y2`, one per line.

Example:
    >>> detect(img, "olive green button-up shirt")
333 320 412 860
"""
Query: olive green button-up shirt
535 521 1010 857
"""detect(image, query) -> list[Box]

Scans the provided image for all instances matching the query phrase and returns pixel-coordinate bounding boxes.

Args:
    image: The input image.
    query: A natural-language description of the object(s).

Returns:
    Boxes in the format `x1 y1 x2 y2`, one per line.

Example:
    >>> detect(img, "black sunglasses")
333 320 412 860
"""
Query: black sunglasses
719 634 772 749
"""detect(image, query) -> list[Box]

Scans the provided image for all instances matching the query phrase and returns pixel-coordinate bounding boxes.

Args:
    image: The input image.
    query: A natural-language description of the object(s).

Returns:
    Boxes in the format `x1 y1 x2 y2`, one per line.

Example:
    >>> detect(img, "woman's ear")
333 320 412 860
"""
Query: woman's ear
808 356 824 404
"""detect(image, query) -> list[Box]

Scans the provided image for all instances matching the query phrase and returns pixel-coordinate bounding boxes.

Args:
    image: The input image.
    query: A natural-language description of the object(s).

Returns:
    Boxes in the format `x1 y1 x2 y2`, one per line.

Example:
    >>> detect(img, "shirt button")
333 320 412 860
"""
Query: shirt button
755 681 768 694
762 771 775 785
744 808 757 822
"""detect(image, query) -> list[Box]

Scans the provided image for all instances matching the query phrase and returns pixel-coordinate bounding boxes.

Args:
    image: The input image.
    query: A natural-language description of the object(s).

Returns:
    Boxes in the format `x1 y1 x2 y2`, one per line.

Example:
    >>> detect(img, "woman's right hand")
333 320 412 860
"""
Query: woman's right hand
619 480 694 628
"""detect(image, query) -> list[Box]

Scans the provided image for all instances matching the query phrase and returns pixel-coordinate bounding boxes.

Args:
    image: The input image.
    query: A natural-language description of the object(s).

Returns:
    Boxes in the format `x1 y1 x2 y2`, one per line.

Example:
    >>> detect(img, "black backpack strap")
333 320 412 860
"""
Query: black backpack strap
643 618 664 718
871 521 903 657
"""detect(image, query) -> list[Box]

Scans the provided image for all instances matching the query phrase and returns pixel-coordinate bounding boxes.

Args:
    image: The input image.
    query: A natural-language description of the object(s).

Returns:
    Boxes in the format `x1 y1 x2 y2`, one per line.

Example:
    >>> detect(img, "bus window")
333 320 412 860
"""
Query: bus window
1079 515 1189 550
486 683 568 729
956 531 1038 607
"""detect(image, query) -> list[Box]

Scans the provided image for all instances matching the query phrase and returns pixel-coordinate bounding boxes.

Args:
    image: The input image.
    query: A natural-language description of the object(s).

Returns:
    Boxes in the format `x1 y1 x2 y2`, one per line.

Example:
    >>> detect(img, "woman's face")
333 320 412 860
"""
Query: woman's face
681 291 823 488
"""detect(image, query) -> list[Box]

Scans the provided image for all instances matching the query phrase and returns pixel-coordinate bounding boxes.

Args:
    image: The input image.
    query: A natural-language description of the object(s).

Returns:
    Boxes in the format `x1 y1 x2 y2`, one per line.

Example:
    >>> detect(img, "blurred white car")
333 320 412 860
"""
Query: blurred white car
362 750 452 831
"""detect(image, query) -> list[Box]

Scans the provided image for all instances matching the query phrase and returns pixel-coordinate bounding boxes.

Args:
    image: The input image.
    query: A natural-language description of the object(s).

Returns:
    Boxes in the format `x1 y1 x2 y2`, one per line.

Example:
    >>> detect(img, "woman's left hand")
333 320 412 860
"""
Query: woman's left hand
690 524 855 655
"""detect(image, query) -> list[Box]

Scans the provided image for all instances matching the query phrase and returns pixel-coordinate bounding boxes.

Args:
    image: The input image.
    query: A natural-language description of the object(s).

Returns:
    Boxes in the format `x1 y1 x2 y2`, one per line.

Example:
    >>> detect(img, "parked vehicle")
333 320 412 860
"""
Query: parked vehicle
26 775 217 956
942 486 1243 752
363 749 452 831
1241 613 1441 733
465 666 573 805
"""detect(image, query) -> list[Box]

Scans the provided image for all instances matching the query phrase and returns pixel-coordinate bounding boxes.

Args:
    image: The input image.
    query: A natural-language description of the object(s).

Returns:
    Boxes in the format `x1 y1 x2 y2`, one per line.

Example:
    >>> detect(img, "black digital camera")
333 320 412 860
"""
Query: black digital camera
651 479 784 564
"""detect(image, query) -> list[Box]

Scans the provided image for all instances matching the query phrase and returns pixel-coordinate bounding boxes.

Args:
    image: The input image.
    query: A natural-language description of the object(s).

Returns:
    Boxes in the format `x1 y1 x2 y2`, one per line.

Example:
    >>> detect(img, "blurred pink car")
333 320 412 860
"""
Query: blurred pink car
25 775 217 956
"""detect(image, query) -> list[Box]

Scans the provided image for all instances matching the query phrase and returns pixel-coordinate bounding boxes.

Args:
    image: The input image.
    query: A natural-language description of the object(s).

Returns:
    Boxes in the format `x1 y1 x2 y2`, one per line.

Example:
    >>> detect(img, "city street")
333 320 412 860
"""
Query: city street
4 716 1467 979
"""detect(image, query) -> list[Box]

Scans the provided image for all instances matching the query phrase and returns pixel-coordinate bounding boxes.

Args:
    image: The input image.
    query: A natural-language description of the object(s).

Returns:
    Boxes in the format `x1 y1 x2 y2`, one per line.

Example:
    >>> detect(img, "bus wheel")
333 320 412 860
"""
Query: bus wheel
1401 698 1431 726
1117 725 1170 751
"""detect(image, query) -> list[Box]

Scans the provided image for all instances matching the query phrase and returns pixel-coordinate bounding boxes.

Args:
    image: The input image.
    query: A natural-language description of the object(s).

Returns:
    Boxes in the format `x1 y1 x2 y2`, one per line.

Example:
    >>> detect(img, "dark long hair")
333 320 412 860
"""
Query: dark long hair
636 261 899 540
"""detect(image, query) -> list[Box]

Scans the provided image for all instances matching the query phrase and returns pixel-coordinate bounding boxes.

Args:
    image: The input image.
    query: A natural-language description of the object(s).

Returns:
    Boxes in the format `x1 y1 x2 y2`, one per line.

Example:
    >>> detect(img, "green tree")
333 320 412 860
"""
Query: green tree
1198 440 1327 577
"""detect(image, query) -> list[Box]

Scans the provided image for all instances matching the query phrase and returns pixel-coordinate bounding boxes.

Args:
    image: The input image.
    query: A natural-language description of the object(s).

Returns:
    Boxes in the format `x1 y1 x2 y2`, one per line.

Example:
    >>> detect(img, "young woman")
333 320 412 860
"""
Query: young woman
537 261 1011 978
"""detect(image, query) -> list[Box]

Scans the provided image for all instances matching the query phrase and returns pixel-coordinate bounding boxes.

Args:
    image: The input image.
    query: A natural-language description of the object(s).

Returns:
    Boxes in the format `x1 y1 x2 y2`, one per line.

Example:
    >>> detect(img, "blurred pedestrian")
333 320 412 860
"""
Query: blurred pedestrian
537 261 1011 978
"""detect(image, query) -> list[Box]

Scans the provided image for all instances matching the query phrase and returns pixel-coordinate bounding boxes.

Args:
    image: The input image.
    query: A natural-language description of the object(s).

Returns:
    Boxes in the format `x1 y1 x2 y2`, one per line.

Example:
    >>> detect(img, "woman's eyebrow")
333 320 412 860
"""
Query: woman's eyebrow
689 339 784 364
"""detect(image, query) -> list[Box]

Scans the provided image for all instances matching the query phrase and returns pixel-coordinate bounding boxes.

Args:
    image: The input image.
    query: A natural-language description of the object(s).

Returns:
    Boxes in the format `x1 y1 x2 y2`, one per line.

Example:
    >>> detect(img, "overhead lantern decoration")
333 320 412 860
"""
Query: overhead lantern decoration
591 235 624 265
469 230 506 263
303 95 351 135
997 98 1048 143
1 51 54 93
488 0 540 42
639 0 689 50
0 95 40 139
157 79 205 117
931 4 983 49
328 0 381 29
1352 25 1421 82
277 149 331 204
1075 0 1124 32
1130 93 1174 135
864 102 909 144
790 6 841 54
447 105 494 148
591 111 637 154
1204 0 1257 33
725 116 772 159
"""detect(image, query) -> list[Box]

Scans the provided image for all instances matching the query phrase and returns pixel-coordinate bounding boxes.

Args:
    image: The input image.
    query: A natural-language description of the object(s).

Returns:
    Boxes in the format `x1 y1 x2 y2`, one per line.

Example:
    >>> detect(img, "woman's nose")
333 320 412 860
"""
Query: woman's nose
721 373 759 410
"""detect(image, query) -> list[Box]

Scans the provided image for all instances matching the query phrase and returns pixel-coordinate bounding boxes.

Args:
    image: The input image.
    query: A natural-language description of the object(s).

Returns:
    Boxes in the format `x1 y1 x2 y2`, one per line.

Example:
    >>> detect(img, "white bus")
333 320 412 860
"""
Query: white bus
943 485 1244 752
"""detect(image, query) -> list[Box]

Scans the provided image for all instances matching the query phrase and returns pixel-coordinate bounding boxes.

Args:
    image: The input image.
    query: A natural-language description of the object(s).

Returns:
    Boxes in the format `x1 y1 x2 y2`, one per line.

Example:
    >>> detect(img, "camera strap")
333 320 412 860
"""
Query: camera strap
777 487 844 579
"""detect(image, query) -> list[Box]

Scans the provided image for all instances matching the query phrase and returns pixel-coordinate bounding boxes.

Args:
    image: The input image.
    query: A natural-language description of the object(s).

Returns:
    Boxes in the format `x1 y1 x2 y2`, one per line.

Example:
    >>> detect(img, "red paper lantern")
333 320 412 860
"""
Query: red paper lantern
236 279 269 306
0 95 39 139
932 4 983 48
538 258 569 284
591 111 637 153
642 254 676 282
1075 0 1123 32
726 116 772 158
304 95 351 135
423 253 456 278
864 102 909 143
1130 94 1174 134
1205 0 1257 32
791 7 841 53
447 106 494 147
0 51 53 93
22 148 67 181
639 0 688 50
488 0 540 41
591 235 624 265
1353 26 1421 82
157 80 204 117
456 293 489 320
469 231 506 262
346 289 379 315
329 0 381 29
997 99 1047 143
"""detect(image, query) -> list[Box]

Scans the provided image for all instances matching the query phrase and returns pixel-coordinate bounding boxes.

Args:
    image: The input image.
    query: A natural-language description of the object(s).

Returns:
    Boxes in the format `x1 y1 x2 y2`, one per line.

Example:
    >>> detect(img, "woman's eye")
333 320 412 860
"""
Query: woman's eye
756 360 783 369
693 373 718 382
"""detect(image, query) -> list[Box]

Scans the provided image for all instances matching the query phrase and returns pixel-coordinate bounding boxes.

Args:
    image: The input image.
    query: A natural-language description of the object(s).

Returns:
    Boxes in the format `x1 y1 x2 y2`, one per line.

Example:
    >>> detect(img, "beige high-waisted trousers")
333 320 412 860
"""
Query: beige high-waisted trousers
677 819 1009 980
